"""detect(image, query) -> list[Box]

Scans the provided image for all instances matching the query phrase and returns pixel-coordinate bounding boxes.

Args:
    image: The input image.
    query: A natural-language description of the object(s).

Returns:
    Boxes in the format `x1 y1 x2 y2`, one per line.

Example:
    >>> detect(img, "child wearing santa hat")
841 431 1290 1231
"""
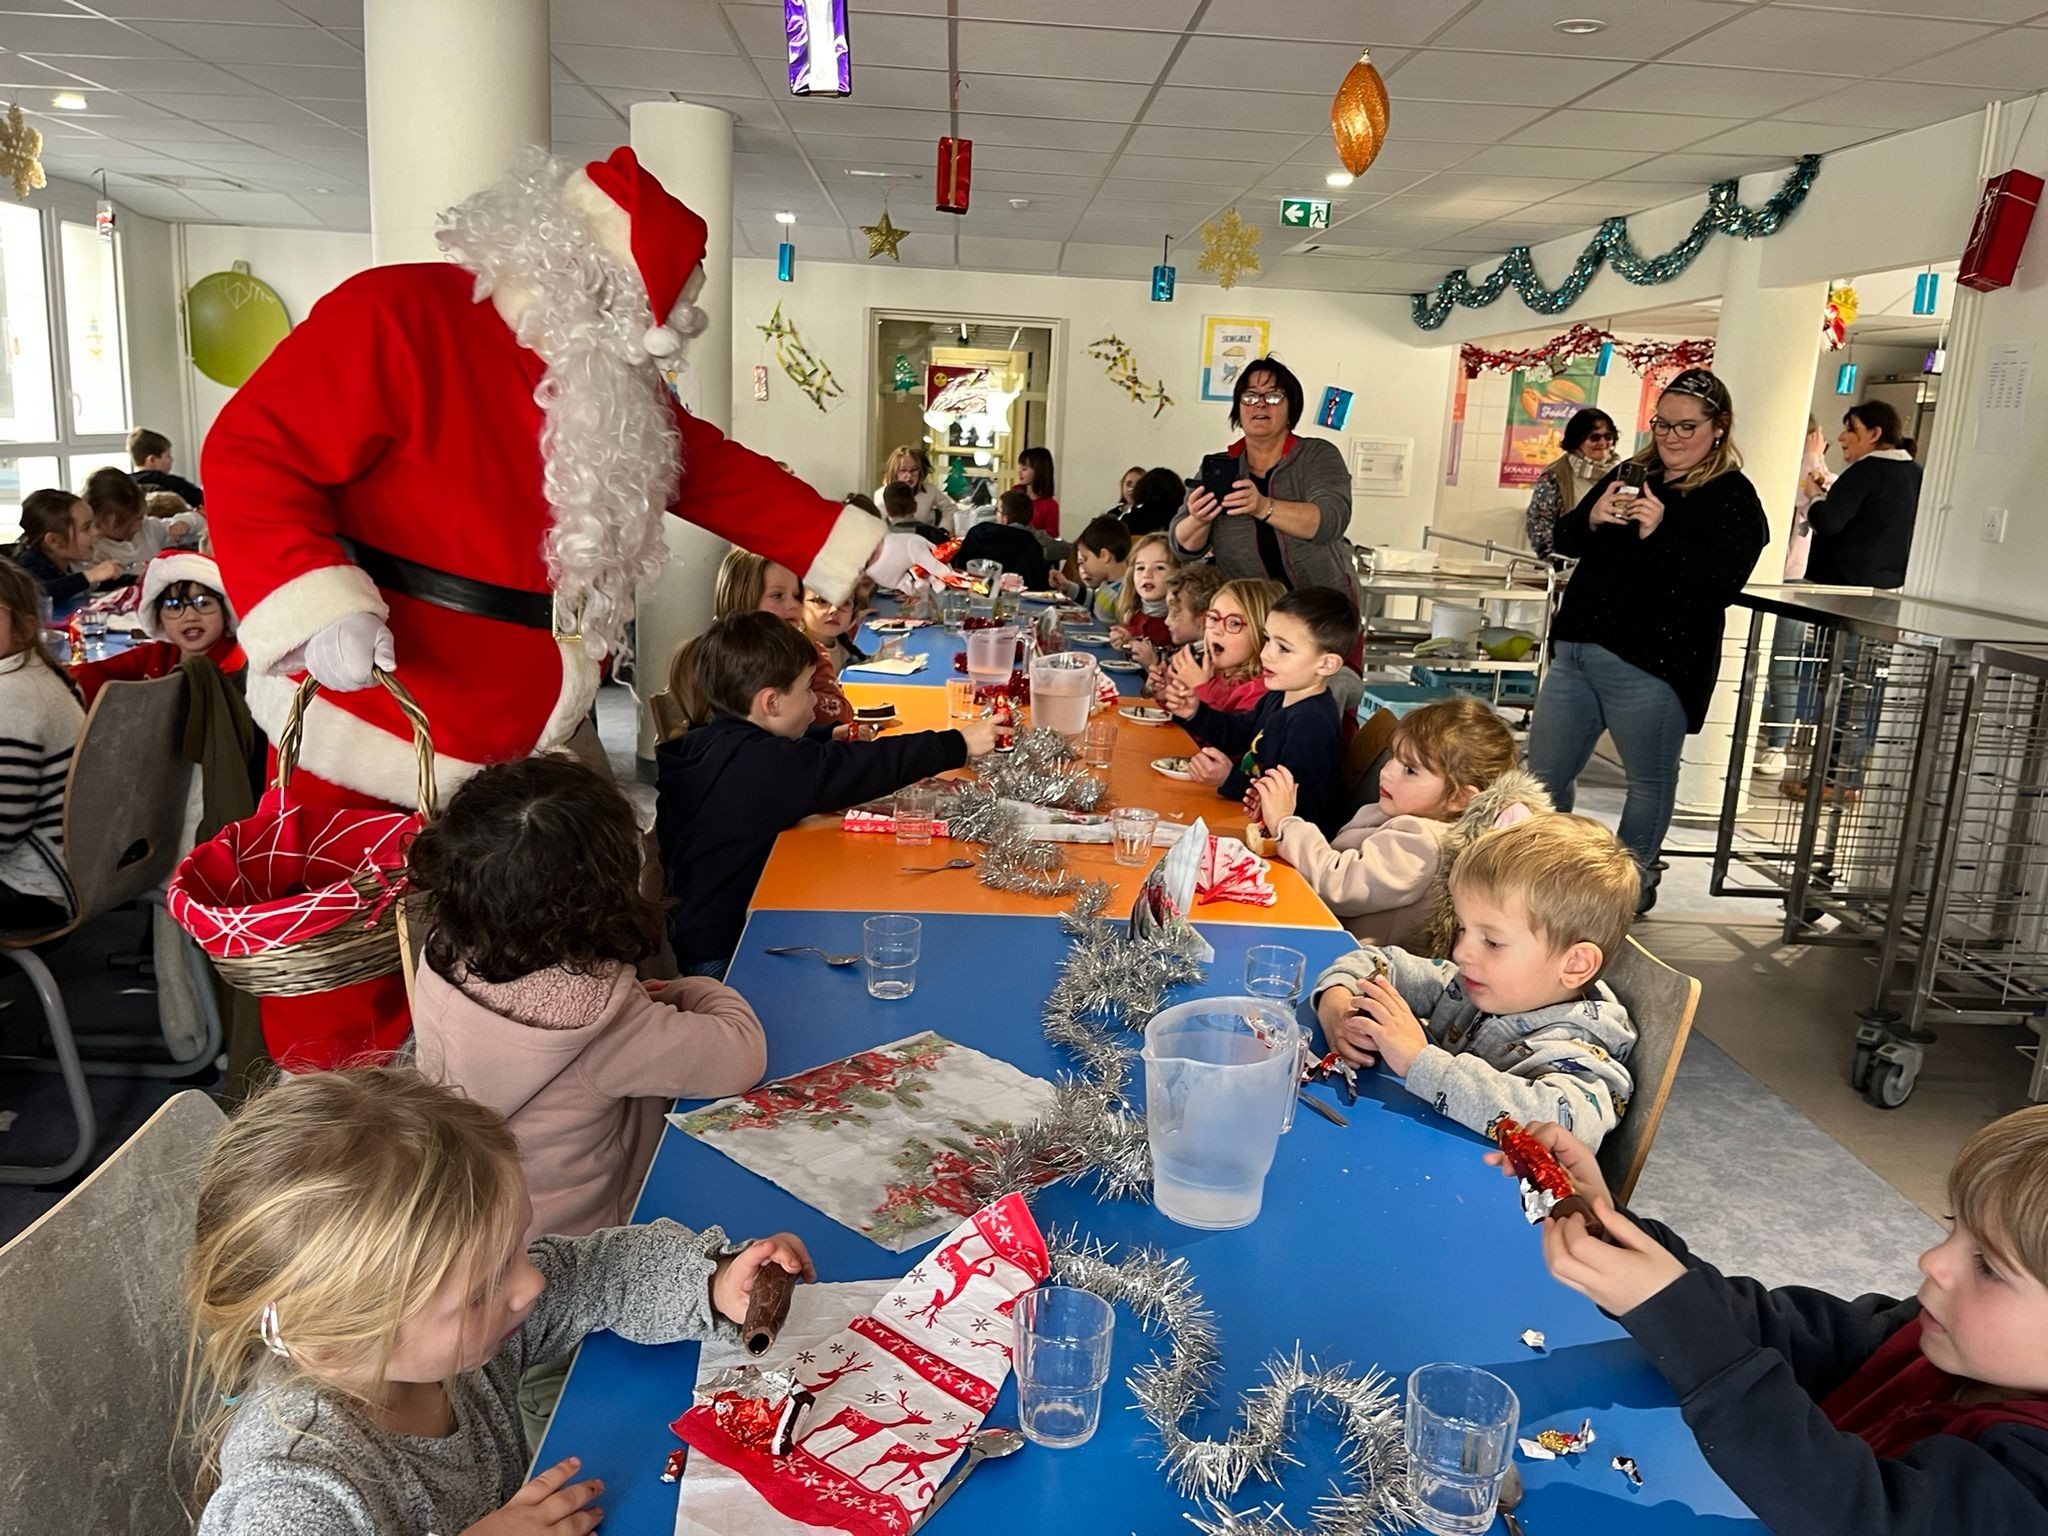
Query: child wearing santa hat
74 550 245 706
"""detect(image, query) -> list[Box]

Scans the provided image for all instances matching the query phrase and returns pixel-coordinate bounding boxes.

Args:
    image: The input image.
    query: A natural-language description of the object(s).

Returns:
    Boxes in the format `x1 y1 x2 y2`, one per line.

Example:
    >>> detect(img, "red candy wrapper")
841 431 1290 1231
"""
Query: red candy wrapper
1492 1116 1606 1239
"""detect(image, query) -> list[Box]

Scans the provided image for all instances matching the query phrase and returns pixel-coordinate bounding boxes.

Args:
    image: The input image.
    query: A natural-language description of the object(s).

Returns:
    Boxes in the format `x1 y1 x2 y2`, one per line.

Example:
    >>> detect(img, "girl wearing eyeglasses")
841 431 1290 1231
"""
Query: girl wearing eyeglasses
72 550 247 706
1525 368 1769 917
1525 408 1621 561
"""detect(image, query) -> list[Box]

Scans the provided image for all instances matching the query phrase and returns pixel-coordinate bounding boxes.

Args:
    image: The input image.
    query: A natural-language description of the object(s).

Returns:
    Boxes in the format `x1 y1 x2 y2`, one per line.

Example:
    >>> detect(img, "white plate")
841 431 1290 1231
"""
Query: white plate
1151 756 1194 781
868 618 923 634
1068 632 1116 647
1019 590 1064 603
1121 705 1171 725
1101 659 1144 673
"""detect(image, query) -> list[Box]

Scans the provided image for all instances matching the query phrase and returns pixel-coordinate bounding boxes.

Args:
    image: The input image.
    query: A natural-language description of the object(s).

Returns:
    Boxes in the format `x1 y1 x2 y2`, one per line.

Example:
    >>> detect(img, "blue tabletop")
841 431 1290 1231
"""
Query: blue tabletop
540 909 1761 1534
853 604 1144 697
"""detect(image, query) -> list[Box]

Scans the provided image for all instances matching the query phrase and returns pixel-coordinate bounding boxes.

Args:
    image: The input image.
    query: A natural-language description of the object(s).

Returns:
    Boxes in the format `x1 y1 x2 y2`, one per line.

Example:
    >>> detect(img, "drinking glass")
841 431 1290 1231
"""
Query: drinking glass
863 915 922 1001
1083 713 1118 768
1016 1286 1115 1449
79 611 107 659
940 587 970 633
893 787 938 847
1110 807 1158 867
1244 944 1307 1004
946 678 984 721
1404 1364 1519 1536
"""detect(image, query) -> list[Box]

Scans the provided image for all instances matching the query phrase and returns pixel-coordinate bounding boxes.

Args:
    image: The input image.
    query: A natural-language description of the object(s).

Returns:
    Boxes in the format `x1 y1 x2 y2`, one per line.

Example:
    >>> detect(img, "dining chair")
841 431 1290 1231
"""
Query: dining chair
1596 934 1703 1204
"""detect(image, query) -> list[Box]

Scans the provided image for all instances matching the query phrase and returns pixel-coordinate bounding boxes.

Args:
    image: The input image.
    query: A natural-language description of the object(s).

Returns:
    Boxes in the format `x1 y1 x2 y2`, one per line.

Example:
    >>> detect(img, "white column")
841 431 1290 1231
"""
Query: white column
363 0 550 264
1674 239 1829 816
628 100 737 765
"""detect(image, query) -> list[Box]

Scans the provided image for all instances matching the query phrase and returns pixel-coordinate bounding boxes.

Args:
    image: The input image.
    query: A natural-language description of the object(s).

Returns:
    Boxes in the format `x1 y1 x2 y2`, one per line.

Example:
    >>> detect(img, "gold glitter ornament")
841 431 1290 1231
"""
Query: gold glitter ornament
1 103 48 201
862 208 910 262
1197 207 1261 291
1331 49 1391 178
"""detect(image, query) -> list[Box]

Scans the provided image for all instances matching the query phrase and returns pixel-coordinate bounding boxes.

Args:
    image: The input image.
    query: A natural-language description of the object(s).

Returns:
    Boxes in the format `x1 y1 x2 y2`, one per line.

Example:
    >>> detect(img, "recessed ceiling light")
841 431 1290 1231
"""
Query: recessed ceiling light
1007 197 1031 209
844 168 914 179
309 186 333 195
1326 171 1355 188
774 210 797 223
1553 18 1607 35
51 92 88 110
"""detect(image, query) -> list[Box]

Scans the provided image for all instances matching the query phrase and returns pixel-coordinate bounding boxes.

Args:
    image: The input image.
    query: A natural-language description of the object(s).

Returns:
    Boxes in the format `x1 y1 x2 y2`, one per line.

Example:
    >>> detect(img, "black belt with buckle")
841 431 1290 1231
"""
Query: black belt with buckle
340 537 555 632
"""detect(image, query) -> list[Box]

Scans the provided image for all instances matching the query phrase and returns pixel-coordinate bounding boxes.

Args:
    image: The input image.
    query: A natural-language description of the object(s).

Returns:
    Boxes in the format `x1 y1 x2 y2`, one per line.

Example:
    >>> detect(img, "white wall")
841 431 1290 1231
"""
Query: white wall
728 258 1457 548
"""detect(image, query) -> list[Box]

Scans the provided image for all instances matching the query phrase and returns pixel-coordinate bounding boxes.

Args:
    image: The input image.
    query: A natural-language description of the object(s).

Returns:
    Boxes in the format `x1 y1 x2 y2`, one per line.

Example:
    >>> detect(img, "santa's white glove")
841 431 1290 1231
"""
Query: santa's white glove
303 612 396 692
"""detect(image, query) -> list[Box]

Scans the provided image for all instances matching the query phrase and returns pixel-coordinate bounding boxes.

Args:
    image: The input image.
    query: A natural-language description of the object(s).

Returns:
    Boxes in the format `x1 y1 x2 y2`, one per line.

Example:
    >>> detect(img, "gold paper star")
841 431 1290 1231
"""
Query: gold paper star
1197 207 1261 290
862 209 909 262
1 102 48 201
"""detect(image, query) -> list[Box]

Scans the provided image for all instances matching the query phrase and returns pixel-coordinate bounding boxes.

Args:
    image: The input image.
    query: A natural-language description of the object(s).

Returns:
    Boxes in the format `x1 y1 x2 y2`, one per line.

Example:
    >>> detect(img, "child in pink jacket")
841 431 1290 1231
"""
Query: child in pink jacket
408 755 767 1242
1250 696 1545 952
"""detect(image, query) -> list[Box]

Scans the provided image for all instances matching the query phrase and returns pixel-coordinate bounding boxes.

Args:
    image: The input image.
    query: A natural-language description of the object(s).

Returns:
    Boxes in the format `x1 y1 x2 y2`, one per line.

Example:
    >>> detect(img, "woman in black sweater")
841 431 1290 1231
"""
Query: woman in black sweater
1527 368 1769 914
1806 399 1921 589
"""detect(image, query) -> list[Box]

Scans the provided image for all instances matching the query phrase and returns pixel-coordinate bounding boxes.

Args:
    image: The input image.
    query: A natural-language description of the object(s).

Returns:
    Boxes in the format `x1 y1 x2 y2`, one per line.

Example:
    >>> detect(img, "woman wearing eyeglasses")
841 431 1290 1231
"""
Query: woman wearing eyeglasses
1526 368 1769 915
1169 358 1360 609
1525 407 1621 561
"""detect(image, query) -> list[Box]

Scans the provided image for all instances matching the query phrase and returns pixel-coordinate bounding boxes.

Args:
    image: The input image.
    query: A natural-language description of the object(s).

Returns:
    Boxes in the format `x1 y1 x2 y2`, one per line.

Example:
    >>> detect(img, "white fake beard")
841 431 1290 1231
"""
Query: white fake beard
437 148 681 664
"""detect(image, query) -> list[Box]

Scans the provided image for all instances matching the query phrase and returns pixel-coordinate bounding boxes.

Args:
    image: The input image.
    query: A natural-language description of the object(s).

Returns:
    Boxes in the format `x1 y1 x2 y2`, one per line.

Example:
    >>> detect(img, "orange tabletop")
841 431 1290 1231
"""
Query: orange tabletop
746 682 1340 929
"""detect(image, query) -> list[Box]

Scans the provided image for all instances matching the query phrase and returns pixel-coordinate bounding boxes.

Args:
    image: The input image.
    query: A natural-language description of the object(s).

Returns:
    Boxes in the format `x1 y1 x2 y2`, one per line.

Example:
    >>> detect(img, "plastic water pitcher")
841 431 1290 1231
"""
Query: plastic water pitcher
1029 651 1097 739
1142 997 1304 1230
967 625 1021 689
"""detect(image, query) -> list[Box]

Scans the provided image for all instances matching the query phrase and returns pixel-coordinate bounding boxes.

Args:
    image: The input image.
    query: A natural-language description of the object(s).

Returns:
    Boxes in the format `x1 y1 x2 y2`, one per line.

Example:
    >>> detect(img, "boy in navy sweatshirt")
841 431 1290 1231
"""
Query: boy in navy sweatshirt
1159 585 1353 836
1497 1111 2048 1536
657 612 996 978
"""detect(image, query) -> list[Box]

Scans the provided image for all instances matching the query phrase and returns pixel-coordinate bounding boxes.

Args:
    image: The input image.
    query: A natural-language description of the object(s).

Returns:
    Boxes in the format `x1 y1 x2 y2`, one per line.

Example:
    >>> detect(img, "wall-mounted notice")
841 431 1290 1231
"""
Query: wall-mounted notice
1975 341 2033 456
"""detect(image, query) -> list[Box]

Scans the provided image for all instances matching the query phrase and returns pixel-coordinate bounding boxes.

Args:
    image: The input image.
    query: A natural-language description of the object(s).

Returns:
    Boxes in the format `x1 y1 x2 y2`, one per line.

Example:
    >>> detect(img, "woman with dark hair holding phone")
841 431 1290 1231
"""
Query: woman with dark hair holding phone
1525 407 1620 560
1526 368 1768 915
1168 357 1358 606
1013 446 1060 536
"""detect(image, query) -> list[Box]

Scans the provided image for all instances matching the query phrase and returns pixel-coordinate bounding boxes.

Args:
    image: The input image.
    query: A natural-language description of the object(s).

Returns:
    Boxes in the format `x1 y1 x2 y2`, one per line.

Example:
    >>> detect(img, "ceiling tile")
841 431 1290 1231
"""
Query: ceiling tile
1387 50 1635 107
1507 108 1743 151
1168 36 1409 93
556 44 763 93
784 101 950 138
1123 123 1304 162
1197 0 1473 47
131 91 320 123
1450 144 1660 179
0 16 153 54
141 123 268 148
971 167 1107 197
1427 0 1743 61
1394 99 1552 143
549 80 612 116
956 0 1199 26
1682 120 1875 156
232 119 364 148
1292 137 1478 174
958 112 1132 151
1430 224 1591 251
1573 64 1851 117
1612 152 1805 183
728 6 947 68
793 134 934 168
1143 85 1335 135
958 21 1178 83
127 20 362 66
1058 242 1161 278
805 63 947 112
1668 9 1996 73
552 0 731 48
26 55 260 92
603 89 785 129
1423 171 1593 202
1771 80 2000 129
0 54 100 90
1818 0 2048 16
973 143 1114 177
105 0 316 21
1367 191 1538 223
956 73 1141 122
1902 27 2048 89
1118 151 1271 184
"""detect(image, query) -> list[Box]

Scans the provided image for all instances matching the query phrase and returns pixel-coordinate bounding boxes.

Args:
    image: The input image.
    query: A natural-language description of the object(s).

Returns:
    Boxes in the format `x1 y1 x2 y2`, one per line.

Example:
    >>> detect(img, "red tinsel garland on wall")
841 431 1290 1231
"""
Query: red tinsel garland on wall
1460 324 1715 379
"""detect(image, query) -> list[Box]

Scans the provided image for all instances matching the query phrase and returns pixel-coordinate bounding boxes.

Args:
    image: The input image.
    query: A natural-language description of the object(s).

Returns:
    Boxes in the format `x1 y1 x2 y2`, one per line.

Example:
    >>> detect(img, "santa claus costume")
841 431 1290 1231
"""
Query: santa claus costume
204 148 882 1070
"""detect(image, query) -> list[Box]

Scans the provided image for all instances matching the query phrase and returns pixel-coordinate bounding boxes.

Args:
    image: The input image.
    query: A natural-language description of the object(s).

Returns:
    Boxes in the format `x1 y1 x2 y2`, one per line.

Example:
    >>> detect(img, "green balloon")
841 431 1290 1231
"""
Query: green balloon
185 267 291 387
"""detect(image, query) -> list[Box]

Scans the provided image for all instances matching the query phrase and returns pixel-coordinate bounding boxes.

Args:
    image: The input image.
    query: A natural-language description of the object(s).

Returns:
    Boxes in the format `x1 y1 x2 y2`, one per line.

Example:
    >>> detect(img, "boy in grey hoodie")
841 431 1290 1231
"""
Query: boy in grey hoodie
1309 813 1640 1150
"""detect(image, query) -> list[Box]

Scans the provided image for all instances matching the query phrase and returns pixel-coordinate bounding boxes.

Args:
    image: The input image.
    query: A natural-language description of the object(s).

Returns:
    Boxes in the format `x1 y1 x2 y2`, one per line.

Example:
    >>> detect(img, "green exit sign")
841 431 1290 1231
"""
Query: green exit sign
1279 197 1331 229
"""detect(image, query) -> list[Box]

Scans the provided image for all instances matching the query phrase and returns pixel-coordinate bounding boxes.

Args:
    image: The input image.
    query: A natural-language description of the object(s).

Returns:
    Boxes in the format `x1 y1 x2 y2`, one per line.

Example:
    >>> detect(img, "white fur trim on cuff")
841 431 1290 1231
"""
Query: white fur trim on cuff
537 642 602 753
247 670 485 811
238 564 387 677
803 504 888 606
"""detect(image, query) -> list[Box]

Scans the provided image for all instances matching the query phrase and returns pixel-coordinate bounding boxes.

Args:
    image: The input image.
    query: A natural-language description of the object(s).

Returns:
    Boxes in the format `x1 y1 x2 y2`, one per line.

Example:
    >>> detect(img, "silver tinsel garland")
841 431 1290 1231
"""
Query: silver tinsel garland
1050 1230 1418 1535
973 726 1109 812
941 780 1097 899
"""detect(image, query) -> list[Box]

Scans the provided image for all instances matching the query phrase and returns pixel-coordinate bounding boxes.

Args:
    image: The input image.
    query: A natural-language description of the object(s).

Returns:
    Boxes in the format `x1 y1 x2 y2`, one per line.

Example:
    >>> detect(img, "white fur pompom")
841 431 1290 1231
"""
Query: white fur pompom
643 324 682 357
669 302 709 339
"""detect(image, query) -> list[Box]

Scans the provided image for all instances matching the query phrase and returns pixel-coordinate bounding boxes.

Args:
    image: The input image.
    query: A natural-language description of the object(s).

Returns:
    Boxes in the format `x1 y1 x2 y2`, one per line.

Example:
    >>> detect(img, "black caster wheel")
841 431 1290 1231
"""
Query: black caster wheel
1851 1042 1876 1092
1863 1042 1922 1109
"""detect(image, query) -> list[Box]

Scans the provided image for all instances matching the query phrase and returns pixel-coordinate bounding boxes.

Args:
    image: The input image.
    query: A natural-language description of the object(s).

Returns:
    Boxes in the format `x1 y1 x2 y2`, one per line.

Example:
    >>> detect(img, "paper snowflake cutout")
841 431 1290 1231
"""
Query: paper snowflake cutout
1197 207 1261 290
2 103 48 202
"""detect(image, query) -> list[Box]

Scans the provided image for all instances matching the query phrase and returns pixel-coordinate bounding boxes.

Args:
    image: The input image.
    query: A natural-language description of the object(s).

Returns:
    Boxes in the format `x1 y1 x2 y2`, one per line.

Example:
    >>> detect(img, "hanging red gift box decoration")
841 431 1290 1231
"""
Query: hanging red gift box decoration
936 136 972 216
1959 169 2044 293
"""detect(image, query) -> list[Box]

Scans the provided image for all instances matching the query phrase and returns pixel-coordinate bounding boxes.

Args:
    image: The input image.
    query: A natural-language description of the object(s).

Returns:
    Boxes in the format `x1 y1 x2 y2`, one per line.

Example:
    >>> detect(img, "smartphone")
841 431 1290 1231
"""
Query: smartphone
1614 461 1648 501
1198 451 1242 507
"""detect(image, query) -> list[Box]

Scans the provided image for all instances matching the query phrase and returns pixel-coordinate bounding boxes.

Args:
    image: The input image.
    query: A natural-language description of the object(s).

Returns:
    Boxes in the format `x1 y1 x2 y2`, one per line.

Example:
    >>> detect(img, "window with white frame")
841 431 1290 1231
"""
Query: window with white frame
0 196 132 545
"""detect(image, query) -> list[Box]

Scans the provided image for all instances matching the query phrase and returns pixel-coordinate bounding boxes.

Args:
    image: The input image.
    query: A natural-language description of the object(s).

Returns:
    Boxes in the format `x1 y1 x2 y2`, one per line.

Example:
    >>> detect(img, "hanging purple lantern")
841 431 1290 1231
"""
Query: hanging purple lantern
786 0 851 97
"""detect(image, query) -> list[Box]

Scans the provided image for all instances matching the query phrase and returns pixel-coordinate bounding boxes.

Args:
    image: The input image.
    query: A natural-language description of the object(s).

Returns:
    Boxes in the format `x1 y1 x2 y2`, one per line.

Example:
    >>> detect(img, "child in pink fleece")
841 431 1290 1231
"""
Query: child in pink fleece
407 755 766 1242
1249 696 1537 951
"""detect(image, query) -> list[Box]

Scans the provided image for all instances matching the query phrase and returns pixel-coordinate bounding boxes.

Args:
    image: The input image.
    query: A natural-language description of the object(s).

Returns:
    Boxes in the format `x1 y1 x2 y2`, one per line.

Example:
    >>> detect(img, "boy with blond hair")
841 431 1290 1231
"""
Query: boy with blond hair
1310 812 1639 1149
1503 1108 2048 1533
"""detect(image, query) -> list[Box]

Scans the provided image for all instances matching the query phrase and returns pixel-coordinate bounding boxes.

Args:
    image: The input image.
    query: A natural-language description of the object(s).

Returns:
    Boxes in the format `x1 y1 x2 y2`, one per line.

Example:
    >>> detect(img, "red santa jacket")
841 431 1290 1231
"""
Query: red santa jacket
204 262 878 809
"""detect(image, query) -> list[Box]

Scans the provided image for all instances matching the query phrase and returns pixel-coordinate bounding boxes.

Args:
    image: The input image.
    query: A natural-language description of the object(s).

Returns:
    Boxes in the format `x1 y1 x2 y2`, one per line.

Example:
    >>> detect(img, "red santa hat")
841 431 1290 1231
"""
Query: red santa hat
581 147 710 359
138 550 235 641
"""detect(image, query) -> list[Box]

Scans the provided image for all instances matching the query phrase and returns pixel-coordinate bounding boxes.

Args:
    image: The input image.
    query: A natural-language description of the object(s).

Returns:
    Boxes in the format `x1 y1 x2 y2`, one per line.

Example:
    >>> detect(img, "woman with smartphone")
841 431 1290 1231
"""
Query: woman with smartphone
1167 358 1359 609
1525 368 1769 916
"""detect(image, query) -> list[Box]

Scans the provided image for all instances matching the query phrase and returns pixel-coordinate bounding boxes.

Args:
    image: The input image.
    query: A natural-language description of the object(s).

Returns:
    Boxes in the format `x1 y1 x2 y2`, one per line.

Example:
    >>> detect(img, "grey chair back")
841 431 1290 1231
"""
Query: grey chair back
1596 935 1702 1204
60 672 195 928
0 1089 225 1533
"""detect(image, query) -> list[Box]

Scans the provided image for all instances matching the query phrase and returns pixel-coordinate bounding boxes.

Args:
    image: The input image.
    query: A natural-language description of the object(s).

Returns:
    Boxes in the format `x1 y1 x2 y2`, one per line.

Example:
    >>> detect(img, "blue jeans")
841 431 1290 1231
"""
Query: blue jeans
1526 642 1690 894
1762 617 1815 751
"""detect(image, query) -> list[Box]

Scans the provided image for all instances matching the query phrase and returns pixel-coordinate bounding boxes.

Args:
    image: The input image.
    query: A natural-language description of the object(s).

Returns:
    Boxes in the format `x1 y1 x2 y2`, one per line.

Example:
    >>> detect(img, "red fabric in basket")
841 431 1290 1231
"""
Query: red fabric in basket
168 784 419 959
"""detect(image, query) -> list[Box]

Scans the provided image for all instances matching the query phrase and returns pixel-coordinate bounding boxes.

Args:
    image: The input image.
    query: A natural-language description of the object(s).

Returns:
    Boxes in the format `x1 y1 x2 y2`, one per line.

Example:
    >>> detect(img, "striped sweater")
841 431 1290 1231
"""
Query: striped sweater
0 649 84 912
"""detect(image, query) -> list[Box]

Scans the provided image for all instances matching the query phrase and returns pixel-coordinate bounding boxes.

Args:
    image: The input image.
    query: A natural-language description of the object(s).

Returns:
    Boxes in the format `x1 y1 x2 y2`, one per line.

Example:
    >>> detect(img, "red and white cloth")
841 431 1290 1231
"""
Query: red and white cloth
1196 833 1276 907
674 1194 1048 1536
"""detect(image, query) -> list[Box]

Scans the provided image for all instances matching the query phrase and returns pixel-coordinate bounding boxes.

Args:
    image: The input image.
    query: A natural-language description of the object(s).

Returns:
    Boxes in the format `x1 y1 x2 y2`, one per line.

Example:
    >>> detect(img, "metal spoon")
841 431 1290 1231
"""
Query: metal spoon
762 945 861 967
1497 1462 1527 1536
914 1427 1024 1528
901 858 976 874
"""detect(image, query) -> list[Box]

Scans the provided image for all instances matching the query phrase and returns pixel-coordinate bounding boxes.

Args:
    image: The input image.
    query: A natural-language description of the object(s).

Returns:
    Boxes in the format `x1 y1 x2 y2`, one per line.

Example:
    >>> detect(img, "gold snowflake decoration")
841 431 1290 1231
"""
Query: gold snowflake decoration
1198 206 1261 290
2 103 47 201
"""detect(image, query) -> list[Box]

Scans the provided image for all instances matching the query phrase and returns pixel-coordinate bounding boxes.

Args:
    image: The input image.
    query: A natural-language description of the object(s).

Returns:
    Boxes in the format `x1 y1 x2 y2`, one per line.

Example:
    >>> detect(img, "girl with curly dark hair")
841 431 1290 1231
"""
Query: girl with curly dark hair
406 754 766 1241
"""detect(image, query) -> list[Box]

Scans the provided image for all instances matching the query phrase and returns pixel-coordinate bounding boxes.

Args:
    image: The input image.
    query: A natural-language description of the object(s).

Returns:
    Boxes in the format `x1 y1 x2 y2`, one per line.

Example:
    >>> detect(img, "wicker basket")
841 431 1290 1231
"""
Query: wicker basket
170 670 436 999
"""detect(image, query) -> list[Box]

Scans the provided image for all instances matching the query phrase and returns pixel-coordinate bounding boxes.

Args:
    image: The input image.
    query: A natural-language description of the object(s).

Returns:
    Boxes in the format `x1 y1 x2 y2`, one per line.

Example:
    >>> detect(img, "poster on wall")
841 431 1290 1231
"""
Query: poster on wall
1446 370 1469 487
1200 316 1271 402
1498 361 1598 488
1634 360 1686 453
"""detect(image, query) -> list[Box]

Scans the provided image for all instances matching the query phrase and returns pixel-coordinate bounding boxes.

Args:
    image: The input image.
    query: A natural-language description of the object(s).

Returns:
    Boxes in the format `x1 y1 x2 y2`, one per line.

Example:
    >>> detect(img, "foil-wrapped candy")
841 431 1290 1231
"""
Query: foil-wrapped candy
1518 1417 1596 1461
687 1365 813 1458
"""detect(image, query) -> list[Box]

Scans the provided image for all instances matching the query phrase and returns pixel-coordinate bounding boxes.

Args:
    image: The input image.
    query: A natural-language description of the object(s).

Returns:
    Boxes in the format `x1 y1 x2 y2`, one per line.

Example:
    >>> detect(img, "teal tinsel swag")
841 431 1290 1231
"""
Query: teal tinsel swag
1410 154 1822 330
